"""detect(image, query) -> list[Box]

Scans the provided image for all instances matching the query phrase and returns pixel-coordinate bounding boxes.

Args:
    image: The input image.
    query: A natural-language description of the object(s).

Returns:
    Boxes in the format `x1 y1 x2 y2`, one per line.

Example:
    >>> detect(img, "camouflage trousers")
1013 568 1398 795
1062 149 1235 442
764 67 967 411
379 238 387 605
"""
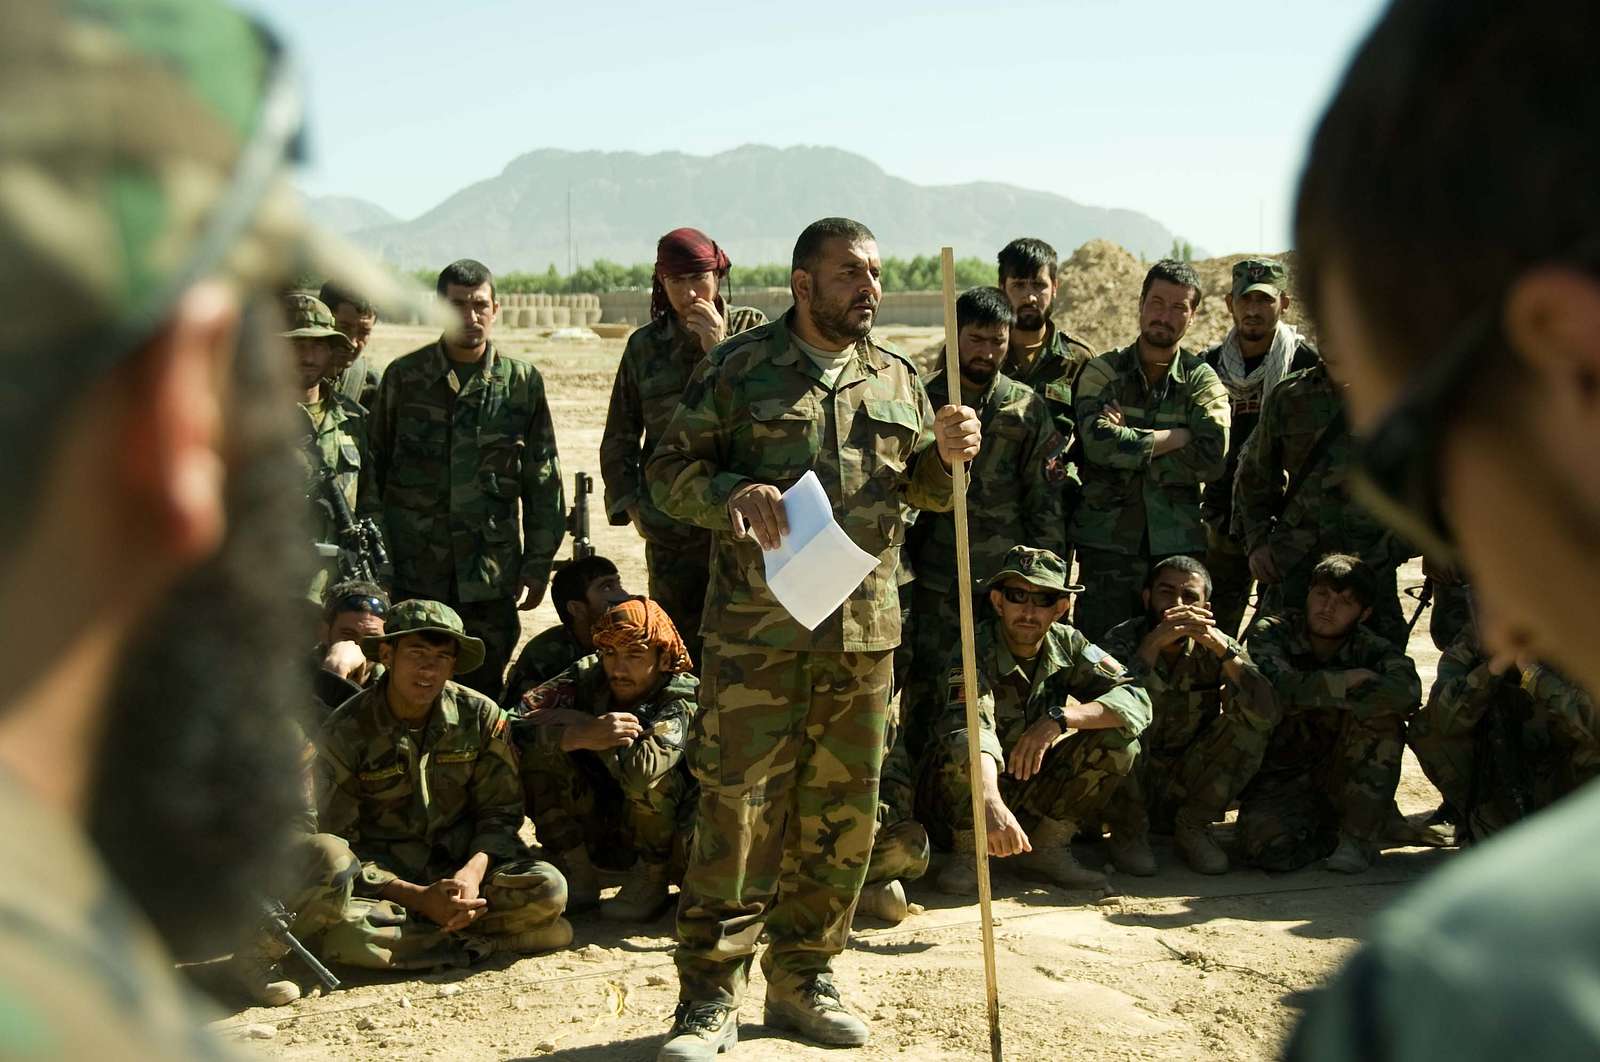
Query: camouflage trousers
251 833 360 963
1254 562 1406 648
1204 524 1254 640
319 858 568 970
900 584 980 763
393 587 519 702
674 636 892 1005
1102 701 1274 837
521 732 695 867
866 710 930 886
646 539 709 672
1428 580 1474 653
1236 710 1406 871
918 728 1139 849
1074 548 1200 645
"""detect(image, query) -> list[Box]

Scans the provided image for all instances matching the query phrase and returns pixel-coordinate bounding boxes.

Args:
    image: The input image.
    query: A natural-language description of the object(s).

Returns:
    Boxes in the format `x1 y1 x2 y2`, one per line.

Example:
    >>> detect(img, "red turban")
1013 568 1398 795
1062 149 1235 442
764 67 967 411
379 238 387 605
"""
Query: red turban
651 227 731 322
590 597 694 674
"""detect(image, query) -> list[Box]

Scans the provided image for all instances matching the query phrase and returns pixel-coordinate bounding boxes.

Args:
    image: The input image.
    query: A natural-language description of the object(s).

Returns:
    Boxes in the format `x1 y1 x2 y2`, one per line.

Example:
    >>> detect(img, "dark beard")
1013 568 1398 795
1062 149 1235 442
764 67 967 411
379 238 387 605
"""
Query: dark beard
1141 323 1178 349
1014 306 1046 332
961 360 997 387
808 290 875 345
90 299 315 961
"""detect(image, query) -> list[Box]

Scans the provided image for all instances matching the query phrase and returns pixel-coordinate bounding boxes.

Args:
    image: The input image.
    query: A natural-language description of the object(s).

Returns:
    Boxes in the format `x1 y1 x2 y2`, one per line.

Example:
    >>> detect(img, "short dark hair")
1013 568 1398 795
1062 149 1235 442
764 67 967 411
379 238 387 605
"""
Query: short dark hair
1140 258 1203 309
437 258 496 302
320 579 388 622
1309 553 1378 609
399 630 459 656
956 287 1015 331
997 238 1058 284
317 281 376 319
1146 554 1213 600
552 555 620 626
1295 0 1597 375
791 218 876 275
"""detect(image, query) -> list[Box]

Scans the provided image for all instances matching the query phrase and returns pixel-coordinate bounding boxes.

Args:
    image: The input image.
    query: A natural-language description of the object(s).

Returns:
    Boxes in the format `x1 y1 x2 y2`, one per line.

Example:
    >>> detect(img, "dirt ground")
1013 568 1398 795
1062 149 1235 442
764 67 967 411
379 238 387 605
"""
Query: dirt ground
219 324 1452 1061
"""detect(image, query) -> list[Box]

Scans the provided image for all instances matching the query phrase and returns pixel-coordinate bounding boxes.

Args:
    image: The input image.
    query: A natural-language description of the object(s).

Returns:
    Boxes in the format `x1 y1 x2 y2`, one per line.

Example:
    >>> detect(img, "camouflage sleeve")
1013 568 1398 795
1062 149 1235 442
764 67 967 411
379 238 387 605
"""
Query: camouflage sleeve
1149 362 1231 485
904 372 956 513
313 724 394 892
1019 400 1068 556
1075 358 1156 471
1246 616 1347 711
468 705 530 864
615 689 695 789
598 342 644 524
1526 665 1600 778
363 365 398 548
940 652 1005 768
1425 634 1498 731
518 368 566 591
1099 620 1164 694
1063 629 1152 735
644 359 744 531
1233 383 1285 551
1224 648 1282 733
1349 645 1422 721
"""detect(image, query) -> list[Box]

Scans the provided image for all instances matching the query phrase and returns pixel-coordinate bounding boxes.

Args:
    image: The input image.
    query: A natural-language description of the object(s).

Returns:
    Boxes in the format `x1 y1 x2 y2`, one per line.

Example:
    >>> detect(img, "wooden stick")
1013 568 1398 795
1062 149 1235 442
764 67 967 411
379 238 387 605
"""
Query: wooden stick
940 246 1003 1062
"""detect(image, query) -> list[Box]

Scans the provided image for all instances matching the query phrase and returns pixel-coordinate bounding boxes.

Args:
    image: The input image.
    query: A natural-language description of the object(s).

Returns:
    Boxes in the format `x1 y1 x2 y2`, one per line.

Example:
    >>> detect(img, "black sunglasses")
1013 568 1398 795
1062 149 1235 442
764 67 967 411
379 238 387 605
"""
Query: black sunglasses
335 594 388 617
999 586 1065 608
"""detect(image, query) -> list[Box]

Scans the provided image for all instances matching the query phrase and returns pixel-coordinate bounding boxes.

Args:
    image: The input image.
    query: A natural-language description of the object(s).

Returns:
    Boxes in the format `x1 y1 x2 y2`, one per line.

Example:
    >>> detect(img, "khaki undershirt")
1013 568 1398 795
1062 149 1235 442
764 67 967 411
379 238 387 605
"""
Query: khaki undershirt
793 334 854 391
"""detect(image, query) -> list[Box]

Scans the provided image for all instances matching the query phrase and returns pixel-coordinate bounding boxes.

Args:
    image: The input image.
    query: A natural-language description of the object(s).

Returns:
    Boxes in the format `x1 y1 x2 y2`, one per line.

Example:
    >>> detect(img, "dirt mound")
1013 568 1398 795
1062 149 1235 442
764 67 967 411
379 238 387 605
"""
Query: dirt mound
1053 240 1314 356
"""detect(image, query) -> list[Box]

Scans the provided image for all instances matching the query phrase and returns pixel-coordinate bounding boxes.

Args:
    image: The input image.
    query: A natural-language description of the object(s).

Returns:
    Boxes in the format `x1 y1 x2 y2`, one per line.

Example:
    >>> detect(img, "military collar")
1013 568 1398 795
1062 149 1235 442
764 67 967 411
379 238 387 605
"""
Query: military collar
373 674 461 733
1118 340 1192 392
1005 320 1062 374
985 619 1070 699
773 309 885 381
424 337 497 386
1285 610 1361 664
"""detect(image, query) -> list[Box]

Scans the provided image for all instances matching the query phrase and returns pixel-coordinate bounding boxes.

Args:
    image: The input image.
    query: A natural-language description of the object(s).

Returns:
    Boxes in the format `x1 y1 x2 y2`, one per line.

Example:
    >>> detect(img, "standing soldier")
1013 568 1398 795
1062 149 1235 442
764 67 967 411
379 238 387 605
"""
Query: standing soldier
1071 260 1231 642
319 279 382 410
903 286 1065 754
367 259 565 700
1099 557 1278 876
601 228 765 667
645 217 981 1059
1202 258 1320 636
1232 344 1413 644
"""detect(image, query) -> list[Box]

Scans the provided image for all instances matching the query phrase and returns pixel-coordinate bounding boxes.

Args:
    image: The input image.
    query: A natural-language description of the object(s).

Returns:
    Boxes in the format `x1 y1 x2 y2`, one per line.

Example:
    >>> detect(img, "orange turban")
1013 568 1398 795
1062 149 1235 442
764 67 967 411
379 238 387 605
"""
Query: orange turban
590 598 693 674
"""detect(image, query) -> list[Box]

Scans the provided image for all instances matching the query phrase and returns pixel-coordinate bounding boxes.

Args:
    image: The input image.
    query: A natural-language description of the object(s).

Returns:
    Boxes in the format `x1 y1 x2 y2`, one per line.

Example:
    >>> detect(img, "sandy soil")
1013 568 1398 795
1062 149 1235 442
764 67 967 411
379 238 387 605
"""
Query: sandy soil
219 325 1452 1060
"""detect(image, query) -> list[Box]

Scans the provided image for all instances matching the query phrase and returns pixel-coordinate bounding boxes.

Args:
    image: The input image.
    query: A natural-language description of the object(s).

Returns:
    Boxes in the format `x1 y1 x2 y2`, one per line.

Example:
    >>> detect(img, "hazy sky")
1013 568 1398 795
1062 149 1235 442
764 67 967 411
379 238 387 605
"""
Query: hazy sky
247 0 1389 257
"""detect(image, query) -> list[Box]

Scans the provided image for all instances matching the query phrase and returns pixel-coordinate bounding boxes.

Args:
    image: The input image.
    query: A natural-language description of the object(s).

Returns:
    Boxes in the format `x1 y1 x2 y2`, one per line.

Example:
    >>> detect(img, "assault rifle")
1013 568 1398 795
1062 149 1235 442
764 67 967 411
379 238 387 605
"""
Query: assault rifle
306 439 388 584
563 471 596 563
1404 579 1435 637
259 898 340 992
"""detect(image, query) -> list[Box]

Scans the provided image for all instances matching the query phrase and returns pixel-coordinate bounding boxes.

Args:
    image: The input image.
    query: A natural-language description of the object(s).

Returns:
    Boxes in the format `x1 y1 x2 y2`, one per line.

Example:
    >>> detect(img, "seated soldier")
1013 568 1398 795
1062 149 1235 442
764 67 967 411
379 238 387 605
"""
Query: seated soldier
229 833 361 1006
925 546 1152 894
1101 557 1279 876
316 600 572 968
515 598 698 922
1241 555 1422 874
313 579 389 714
501 555 630 708
1412 619 1600 844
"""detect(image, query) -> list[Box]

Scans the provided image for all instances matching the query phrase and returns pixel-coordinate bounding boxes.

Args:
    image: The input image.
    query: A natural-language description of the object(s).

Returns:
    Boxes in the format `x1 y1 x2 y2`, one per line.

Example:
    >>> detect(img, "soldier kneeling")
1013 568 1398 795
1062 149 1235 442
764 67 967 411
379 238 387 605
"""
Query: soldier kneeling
924 546 1152 894
516 598 699 922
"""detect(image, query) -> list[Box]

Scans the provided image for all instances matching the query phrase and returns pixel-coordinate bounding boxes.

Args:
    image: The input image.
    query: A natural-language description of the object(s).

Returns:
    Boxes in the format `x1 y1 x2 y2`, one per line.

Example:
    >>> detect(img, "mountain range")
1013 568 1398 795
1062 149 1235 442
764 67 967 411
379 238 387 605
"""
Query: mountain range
306 144 1190 271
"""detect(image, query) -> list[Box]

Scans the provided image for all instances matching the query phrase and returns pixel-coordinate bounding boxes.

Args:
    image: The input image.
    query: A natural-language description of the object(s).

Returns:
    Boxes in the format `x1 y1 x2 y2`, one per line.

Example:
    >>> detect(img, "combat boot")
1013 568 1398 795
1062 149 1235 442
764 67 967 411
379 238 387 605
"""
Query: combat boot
603 860 672 923
658 1001 738 1060
763 974 869 1047
557 846 601 911
227 952 301 1007
1013 817 1108 890
1174 809 1230 875
936 830 979 895
491 916 574 954
1325 835 1372 874
1105 829 1157 877
855 879 910 924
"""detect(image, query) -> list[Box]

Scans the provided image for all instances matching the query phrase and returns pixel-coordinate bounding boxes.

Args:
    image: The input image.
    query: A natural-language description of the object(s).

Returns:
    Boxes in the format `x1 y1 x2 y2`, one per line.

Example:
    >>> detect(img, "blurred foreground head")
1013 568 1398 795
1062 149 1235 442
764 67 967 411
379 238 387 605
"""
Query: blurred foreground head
1296 0 1600 688
0 0 402 958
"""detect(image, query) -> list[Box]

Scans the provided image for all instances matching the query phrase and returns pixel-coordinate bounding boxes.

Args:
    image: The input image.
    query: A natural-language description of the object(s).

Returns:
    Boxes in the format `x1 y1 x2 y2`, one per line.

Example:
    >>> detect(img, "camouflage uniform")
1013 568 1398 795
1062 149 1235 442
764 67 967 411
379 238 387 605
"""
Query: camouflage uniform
918 617 1152 849
1071 343 1231 642
1239 610 1421 870
501 623 586 709
902 366 1066 759
513 655 699 868
1002 321 1095 562
866 724 930 887
1201 335 1320 637
335 353 382 411
1099 615 1279 837
1411 631 1600 841
300 380 378 603
366 340 566 699
644 310 954 1004
1232 364 1413 646
600 306 766 667
1428 579 1474 653
315 677 567 969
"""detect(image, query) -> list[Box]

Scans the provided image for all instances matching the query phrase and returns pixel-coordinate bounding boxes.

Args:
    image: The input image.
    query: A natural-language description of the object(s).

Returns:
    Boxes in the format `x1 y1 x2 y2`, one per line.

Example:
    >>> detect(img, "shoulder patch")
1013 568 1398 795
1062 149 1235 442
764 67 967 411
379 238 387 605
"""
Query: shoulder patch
651 716 686 747
1083 643 1126 677
517 676 577 719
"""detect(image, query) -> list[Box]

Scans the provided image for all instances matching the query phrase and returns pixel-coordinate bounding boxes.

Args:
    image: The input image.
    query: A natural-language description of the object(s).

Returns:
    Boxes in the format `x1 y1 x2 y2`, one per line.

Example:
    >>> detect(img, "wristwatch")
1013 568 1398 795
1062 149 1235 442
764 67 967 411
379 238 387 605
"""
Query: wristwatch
1047 704 1071 734
1218 641 1240 663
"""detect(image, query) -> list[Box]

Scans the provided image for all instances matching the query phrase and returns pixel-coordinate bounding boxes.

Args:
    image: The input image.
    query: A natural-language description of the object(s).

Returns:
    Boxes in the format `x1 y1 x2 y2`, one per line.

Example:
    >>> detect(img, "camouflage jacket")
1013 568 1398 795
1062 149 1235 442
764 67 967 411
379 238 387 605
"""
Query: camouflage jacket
366 339 565 603
1102 615 1278 754
334 353 382 412
644 311 955 652
1200 337 1320 529
300 383 379 599
912 367 1065 592
1000 321 1095 442
941 617 1152 767
1233 363 1410 574
1247 609 1421 724
316 677 527 895
512 655 699 794
500 624 586 709
600 306 766 548
1071 342 1231 556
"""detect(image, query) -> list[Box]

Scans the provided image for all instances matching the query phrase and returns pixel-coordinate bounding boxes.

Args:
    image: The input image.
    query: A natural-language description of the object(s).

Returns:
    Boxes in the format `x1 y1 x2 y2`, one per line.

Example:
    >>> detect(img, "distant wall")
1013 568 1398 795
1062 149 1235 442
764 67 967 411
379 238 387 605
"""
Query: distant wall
496 293 602 329
596 288 949 328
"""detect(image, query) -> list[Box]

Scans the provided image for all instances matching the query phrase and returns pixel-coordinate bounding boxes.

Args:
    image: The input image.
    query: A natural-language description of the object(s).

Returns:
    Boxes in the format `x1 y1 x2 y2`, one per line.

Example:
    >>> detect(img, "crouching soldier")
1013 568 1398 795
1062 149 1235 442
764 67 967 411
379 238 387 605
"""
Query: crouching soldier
516 598 699 922
1100 557 1279 875
925 546 1152 893
315 600 572 968
1240 555 1421 874
859 734 930 925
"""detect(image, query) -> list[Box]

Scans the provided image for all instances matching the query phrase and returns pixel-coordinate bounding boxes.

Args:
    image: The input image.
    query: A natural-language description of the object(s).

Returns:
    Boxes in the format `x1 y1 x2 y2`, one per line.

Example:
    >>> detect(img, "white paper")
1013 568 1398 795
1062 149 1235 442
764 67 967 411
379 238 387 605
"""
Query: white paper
760 470 878 630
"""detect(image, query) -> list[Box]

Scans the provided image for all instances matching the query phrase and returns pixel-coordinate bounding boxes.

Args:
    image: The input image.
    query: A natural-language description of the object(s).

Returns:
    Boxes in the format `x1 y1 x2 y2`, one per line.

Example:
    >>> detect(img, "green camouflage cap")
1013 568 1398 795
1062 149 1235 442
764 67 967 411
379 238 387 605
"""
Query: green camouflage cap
361 599 486 674
282 293 354 351
984 545 1083 595
1231 257 1288 300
